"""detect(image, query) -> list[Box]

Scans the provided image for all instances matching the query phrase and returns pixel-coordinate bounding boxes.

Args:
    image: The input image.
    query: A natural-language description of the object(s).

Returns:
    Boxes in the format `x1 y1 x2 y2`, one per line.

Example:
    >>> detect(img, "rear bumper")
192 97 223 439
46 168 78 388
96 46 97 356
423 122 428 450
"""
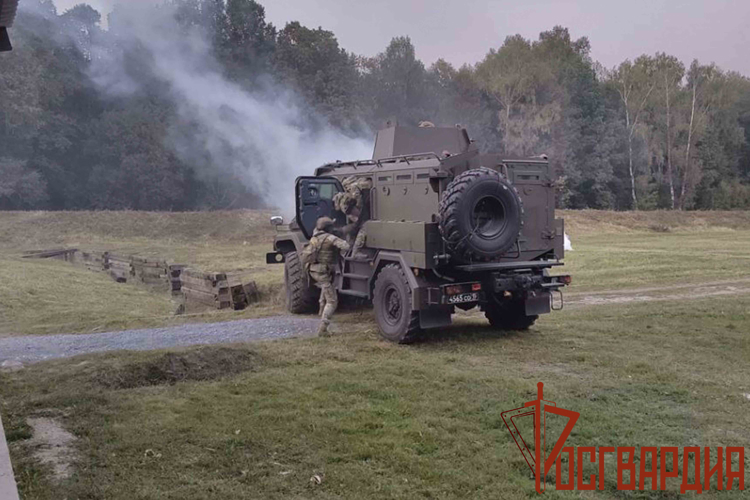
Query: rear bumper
492 272 570 293
417 272 569 316
453 260 564 273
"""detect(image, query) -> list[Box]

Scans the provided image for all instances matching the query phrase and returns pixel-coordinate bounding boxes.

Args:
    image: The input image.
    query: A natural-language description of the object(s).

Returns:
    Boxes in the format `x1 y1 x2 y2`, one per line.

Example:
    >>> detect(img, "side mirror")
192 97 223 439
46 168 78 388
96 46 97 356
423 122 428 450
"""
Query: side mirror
270 216 284 226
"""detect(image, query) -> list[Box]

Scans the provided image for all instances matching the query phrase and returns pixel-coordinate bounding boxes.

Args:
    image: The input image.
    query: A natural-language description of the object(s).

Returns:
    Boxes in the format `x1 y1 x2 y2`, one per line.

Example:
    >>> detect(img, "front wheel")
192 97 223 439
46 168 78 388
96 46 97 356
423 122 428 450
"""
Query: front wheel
483 296 538 331
373 264 421 343
284 251 319 314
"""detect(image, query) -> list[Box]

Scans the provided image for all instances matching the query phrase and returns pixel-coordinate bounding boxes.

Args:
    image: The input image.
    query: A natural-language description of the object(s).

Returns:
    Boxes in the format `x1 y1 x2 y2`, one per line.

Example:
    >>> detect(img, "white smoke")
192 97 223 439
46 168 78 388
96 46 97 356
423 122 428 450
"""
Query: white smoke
85 2 372 214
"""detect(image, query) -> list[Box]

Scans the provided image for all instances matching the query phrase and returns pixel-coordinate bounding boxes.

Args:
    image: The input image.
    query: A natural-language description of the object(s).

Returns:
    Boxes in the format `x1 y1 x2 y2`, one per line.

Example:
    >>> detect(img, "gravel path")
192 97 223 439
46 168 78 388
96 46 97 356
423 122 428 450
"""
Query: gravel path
4 278 749 367
0 316 320 365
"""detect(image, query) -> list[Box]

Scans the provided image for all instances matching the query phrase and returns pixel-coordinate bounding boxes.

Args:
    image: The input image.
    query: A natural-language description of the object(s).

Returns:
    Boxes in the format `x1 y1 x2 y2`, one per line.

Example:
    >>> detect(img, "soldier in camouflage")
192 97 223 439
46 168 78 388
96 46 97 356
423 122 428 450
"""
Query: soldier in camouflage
307 216 350 336
333 176 372 259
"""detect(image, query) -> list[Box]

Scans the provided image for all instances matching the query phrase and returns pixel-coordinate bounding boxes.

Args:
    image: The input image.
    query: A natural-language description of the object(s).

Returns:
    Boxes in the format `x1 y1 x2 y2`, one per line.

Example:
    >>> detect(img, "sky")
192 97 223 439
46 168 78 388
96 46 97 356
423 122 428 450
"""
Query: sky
53 0 750 76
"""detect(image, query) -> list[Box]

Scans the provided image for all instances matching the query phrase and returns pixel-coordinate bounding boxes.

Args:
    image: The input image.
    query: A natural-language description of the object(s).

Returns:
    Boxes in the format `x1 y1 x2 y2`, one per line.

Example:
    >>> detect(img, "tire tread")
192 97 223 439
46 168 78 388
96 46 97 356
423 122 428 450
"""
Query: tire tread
373 263 421 343
285 251 318 313
438 167 523 262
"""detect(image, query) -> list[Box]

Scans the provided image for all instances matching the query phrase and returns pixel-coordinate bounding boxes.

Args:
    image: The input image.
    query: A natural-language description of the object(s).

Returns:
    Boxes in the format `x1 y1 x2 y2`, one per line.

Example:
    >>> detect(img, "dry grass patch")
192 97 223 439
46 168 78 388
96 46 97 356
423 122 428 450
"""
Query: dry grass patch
0 254 177 337
561 209 750 235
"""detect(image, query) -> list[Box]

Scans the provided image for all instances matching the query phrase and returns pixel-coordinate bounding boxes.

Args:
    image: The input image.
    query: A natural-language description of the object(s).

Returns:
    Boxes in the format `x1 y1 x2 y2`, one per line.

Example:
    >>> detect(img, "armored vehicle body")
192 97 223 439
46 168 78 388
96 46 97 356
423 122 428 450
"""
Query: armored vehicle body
267 124 570 343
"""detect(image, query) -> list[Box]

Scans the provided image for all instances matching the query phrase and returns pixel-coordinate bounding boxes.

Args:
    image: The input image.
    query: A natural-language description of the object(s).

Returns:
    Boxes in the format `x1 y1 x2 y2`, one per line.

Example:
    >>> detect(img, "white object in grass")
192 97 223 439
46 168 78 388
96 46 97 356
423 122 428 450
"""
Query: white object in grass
564 233 573 251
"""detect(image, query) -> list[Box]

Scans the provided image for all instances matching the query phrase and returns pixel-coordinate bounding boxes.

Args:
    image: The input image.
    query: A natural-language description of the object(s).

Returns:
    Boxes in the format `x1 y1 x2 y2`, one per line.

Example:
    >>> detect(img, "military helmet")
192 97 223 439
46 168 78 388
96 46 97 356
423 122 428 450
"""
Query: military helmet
316 216 335 231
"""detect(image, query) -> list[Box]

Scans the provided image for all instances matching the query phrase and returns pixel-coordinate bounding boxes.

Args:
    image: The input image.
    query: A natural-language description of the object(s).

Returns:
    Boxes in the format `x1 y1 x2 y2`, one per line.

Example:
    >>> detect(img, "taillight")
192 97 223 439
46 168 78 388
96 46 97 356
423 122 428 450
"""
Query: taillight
445 285 462 295
471 283 482 291
561 275 572 285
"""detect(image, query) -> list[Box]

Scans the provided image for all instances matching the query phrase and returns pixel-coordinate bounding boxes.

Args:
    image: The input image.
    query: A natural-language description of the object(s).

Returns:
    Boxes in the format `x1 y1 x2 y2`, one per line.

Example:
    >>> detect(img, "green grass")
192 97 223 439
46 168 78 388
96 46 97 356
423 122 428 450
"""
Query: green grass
2 295 749 499
0 254 176 336
2 210 750 497
564 229 750 291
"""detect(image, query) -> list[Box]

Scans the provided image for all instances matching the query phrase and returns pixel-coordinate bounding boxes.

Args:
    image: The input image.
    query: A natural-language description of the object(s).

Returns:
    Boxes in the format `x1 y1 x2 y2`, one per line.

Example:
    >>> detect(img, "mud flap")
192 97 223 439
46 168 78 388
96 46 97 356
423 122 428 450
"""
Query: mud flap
525 291 551 316
420 308 452 329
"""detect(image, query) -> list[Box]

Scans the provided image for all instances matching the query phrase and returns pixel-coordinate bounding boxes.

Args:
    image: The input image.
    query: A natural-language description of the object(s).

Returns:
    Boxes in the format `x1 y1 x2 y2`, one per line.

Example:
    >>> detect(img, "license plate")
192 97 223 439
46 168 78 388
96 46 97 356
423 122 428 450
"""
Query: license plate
447 292 478 304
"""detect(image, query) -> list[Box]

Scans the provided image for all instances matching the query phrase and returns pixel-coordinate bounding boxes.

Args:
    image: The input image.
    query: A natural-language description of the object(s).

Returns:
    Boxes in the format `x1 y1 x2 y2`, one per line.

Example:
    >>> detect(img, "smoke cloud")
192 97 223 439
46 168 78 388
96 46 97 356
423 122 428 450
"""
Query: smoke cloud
42 1 373 214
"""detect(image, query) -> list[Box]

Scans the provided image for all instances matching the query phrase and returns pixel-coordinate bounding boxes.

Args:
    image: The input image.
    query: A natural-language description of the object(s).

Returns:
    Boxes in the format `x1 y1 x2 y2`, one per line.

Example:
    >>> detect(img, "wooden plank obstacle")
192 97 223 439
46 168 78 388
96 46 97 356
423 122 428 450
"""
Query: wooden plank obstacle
181 269 259 310
104 252 132 283
22 248 259 311
131 256 169 285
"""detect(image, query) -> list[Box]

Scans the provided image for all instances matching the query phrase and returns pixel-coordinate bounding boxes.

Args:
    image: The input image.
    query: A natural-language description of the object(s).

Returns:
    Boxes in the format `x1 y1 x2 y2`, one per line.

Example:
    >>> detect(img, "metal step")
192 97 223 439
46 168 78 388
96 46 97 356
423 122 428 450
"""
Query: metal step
343 256 372 262
338 289 368 298
343 273 369 280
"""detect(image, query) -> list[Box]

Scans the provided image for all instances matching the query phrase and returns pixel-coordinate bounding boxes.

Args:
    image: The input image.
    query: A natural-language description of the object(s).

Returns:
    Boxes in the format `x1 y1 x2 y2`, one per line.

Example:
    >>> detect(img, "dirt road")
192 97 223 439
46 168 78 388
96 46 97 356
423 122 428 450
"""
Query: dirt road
2 278 749 366
565 277 750 307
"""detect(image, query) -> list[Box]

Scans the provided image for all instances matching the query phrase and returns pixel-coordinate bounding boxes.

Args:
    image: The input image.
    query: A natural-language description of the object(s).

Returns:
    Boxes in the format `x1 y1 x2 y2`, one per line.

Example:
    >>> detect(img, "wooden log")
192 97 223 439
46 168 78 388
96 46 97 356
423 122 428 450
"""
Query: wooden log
22 248 77 259
105 253 132 264
243 281 259 303
107 260 132 269
180 274 229 292
181 284 230 300
229 284 247 310
80 251 106 271
168 265 185 296
183 288 217 306
182 269 227 283
183 287 232 309
132 258 168 284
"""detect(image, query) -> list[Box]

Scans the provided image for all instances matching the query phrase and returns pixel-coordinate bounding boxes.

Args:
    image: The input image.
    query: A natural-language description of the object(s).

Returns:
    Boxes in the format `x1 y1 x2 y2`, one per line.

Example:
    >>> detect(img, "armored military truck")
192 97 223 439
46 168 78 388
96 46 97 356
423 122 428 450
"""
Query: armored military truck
267 124 570 343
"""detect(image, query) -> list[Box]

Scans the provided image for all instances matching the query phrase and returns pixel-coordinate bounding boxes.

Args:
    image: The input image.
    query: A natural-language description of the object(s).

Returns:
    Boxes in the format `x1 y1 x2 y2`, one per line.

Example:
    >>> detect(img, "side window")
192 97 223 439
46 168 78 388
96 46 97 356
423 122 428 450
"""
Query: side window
318 183 336 200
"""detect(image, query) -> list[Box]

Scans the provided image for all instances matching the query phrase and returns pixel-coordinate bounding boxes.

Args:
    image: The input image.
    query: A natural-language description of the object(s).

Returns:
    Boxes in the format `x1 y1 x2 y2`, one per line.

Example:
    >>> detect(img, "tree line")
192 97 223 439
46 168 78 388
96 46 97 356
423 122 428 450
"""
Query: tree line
1 0 749 211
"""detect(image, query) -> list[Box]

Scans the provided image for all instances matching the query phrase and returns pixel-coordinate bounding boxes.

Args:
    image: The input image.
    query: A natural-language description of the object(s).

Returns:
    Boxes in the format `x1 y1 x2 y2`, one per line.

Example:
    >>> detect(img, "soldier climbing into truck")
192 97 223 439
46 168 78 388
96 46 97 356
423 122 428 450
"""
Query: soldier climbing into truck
299 216 350 337
268 122 571 343
333 176 372 259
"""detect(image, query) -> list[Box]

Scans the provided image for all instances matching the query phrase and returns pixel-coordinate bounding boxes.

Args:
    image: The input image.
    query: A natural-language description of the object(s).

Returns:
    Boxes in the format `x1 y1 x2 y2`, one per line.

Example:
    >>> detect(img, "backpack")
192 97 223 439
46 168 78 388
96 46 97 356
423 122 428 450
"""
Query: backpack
299 235 325 273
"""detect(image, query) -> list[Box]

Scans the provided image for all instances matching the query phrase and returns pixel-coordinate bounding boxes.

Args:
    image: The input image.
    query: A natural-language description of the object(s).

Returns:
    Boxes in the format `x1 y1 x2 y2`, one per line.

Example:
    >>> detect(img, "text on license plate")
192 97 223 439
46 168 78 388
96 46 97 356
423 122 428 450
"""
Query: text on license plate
447 292 478 304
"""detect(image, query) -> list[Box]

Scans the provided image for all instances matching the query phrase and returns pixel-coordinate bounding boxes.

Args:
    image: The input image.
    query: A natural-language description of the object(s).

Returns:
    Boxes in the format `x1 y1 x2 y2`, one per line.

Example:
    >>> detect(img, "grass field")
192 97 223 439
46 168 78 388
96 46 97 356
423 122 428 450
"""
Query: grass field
2 210 750 498
2 209 750 336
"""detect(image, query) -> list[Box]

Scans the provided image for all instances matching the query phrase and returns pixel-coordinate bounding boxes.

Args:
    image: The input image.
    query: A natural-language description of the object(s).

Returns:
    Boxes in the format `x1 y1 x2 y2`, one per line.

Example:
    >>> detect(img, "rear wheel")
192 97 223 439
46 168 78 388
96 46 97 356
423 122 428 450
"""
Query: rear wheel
284 251 319 314
484 296 538 331
373 264 421 343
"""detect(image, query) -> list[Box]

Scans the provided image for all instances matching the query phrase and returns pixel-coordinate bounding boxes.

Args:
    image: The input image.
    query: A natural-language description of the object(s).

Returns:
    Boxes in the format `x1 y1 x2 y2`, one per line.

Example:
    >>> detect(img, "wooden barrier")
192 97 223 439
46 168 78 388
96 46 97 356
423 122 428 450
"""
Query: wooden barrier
168 264 185 296
181 270 259 310
131 257 168 285
21 248 258 311
22 248 78 262
104 252 133 283
79 251 106 272
181 270 232 309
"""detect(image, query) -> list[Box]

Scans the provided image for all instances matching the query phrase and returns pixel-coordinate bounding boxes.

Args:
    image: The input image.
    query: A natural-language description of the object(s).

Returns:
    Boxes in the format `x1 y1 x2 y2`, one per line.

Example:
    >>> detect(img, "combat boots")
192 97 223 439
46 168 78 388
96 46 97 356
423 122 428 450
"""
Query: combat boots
317 320 332 337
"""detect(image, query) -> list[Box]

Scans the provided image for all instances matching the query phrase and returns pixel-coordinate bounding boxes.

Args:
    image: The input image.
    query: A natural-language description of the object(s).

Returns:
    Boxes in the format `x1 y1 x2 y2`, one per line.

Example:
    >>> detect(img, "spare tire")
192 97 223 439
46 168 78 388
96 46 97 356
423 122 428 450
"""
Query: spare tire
439 167 523 261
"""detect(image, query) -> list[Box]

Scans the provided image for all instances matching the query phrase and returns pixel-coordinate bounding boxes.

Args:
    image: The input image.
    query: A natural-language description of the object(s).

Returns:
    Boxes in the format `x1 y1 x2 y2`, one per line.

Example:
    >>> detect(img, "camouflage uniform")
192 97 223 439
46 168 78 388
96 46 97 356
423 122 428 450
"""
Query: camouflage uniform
307 217 350 336
333 176 372 258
